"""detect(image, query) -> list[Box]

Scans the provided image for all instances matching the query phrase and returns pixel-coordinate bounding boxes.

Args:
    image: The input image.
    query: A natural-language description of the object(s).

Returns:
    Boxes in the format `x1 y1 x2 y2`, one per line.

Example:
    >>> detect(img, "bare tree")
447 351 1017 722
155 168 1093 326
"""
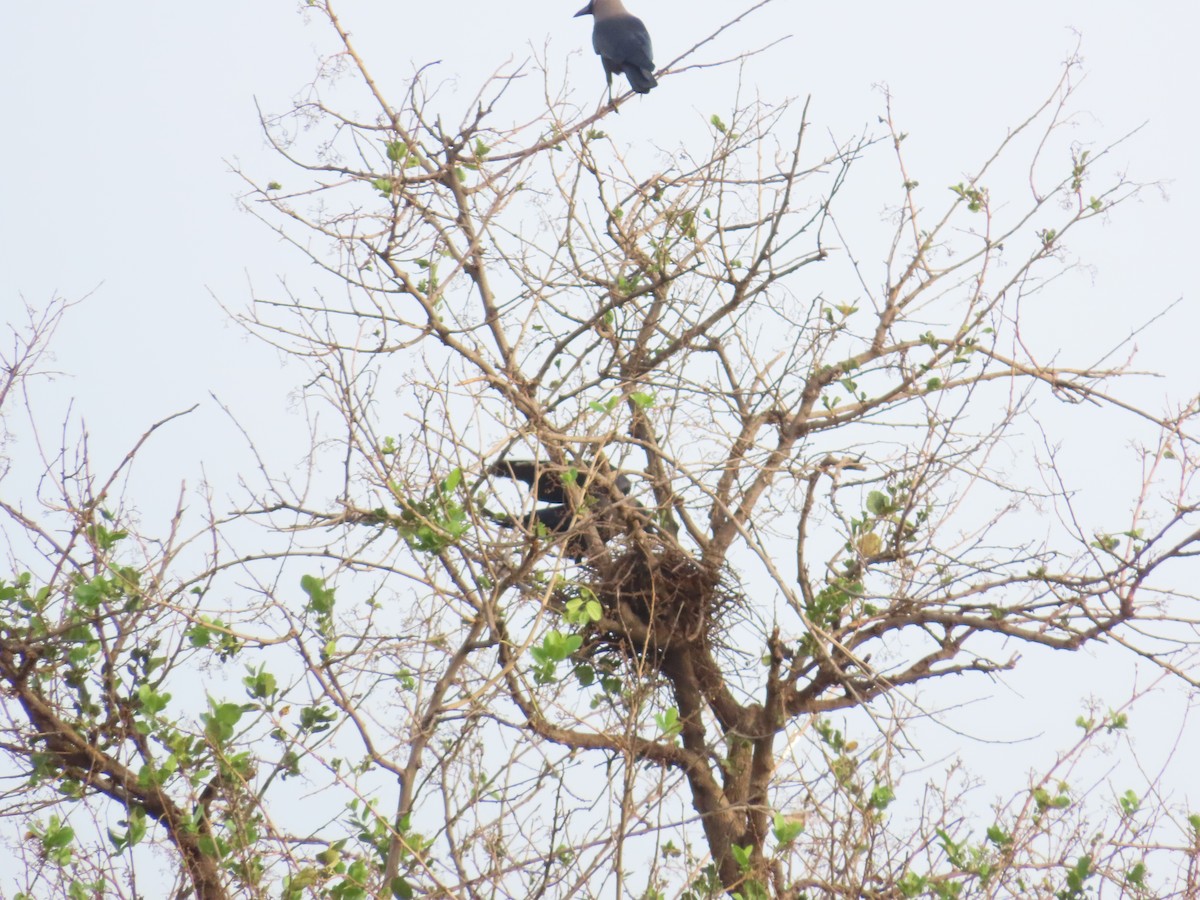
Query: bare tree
2 2 1198 898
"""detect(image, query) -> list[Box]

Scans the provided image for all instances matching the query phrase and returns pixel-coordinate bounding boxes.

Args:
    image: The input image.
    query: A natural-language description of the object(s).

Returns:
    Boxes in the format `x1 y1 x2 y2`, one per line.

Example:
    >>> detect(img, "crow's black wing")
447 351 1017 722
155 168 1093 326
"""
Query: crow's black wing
593 14 656 93
488 459 567 503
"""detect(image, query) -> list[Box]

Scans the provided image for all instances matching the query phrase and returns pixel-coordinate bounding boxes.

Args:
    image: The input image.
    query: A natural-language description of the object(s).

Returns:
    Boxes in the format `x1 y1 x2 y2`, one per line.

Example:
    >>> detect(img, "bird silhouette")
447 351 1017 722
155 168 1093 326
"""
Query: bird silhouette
575 0 657 100
487 459 640 555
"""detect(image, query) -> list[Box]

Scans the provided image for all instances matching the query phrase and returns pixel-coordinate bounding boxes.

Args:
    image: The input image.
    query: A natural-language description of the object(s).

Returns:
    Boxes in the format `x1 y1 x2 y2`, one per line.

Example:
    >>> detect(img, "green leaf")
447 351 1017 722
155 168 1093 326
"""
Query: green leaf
136 683 171 716
43 822 75 850
564 589 603 626
866 491 891 516
735 881 768 900
441 467 463 493
32 816 77 866
299 704 337 735
949 181 987 212
286 868 321 894
1062 854 1093 896
1033 785 1071 812
393 470 470 554
936 828 967 868
535 630 580 662
73 578 107 609
109 806 148 851
857 531 883 557
301 575 336 617
86 523 128 551
1125 862 1146 887
655 707 682 738
869 784 895 810
385 140 408 162
531 630 583 684
1118 788 1139 816
68 879 106 900
897 872 928 898
730 843 752 871
202 700 247 745
243 666 278 701
985 825 1012 848
771 811 804 846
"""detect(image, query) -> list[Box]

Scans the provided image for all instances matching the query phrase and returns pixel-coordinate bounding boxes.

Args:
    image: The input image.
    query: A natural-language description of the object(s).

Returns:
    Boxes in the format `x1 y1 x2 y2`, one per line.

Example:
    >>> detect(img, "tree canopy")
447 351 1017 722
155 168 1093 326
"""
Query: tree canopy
2 3 1198 898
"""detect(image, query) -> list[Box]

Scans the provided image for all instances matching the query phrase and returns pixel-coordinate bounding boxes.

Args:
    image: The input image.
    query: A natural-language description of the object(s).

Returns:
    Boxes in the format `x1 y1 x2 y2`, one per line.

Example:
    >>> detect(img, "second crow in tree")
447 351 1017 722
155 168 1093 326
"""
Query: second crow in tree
487 459 639 554
488 459 631 505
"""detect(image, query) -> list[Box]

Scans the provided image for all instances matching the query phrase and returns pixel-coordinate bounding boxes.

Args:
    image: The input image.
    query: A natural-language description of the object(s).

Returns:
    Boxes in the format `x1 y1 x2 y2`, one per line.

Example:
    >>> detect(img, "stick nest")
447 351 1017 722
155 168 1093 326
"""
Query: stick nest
570 538 740 673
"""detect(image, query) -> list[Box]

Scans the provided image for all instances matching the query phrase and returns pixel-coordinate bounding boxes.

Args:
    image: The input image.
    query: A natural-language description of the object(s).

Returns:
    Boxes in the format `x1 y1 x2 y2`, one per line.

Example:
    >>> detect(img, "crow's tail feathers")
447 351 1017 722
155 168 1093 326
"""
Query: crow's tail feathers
489 506 574 534
626 67 657 94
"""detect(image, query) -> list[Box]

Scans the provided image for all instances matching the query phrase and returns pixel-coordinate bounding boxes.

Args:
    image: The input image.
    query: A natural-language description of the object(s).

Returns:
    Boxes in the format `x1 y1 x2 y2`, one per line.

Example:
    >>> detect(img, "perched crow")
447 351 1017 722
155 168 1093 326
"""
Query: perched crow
575 0 657 98
488 458 638 555
488 459 631 504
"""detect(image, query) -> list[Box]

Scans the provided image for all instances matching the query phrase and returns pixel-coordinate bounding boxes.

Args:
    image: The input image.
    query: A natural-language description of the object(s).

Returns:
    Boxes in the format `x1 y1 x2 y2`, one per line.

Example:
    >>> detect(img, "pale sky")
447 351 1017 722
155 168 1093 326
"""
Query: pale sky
3 0 1198 861
4 2 1196 459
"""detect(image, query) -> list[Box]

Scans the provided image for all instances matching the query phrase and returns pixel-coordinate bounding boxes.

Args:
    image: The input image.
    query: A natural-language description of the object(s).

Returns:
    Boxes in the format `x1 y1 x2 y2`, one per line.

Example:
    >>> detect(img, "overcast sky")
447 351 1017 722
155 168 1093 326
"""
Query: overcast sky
4 1 1195 449
3 0 1197 835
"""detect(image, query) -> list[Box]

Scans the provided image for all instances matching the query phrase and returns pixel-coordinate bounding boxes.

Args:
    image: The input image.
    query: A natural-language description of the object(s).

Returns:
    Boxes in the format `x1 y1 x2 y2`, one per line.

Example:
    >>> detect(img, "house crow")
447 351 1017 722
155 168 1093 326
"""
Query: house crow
574 0 657 98
488 459 631 503
488 458 644 555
